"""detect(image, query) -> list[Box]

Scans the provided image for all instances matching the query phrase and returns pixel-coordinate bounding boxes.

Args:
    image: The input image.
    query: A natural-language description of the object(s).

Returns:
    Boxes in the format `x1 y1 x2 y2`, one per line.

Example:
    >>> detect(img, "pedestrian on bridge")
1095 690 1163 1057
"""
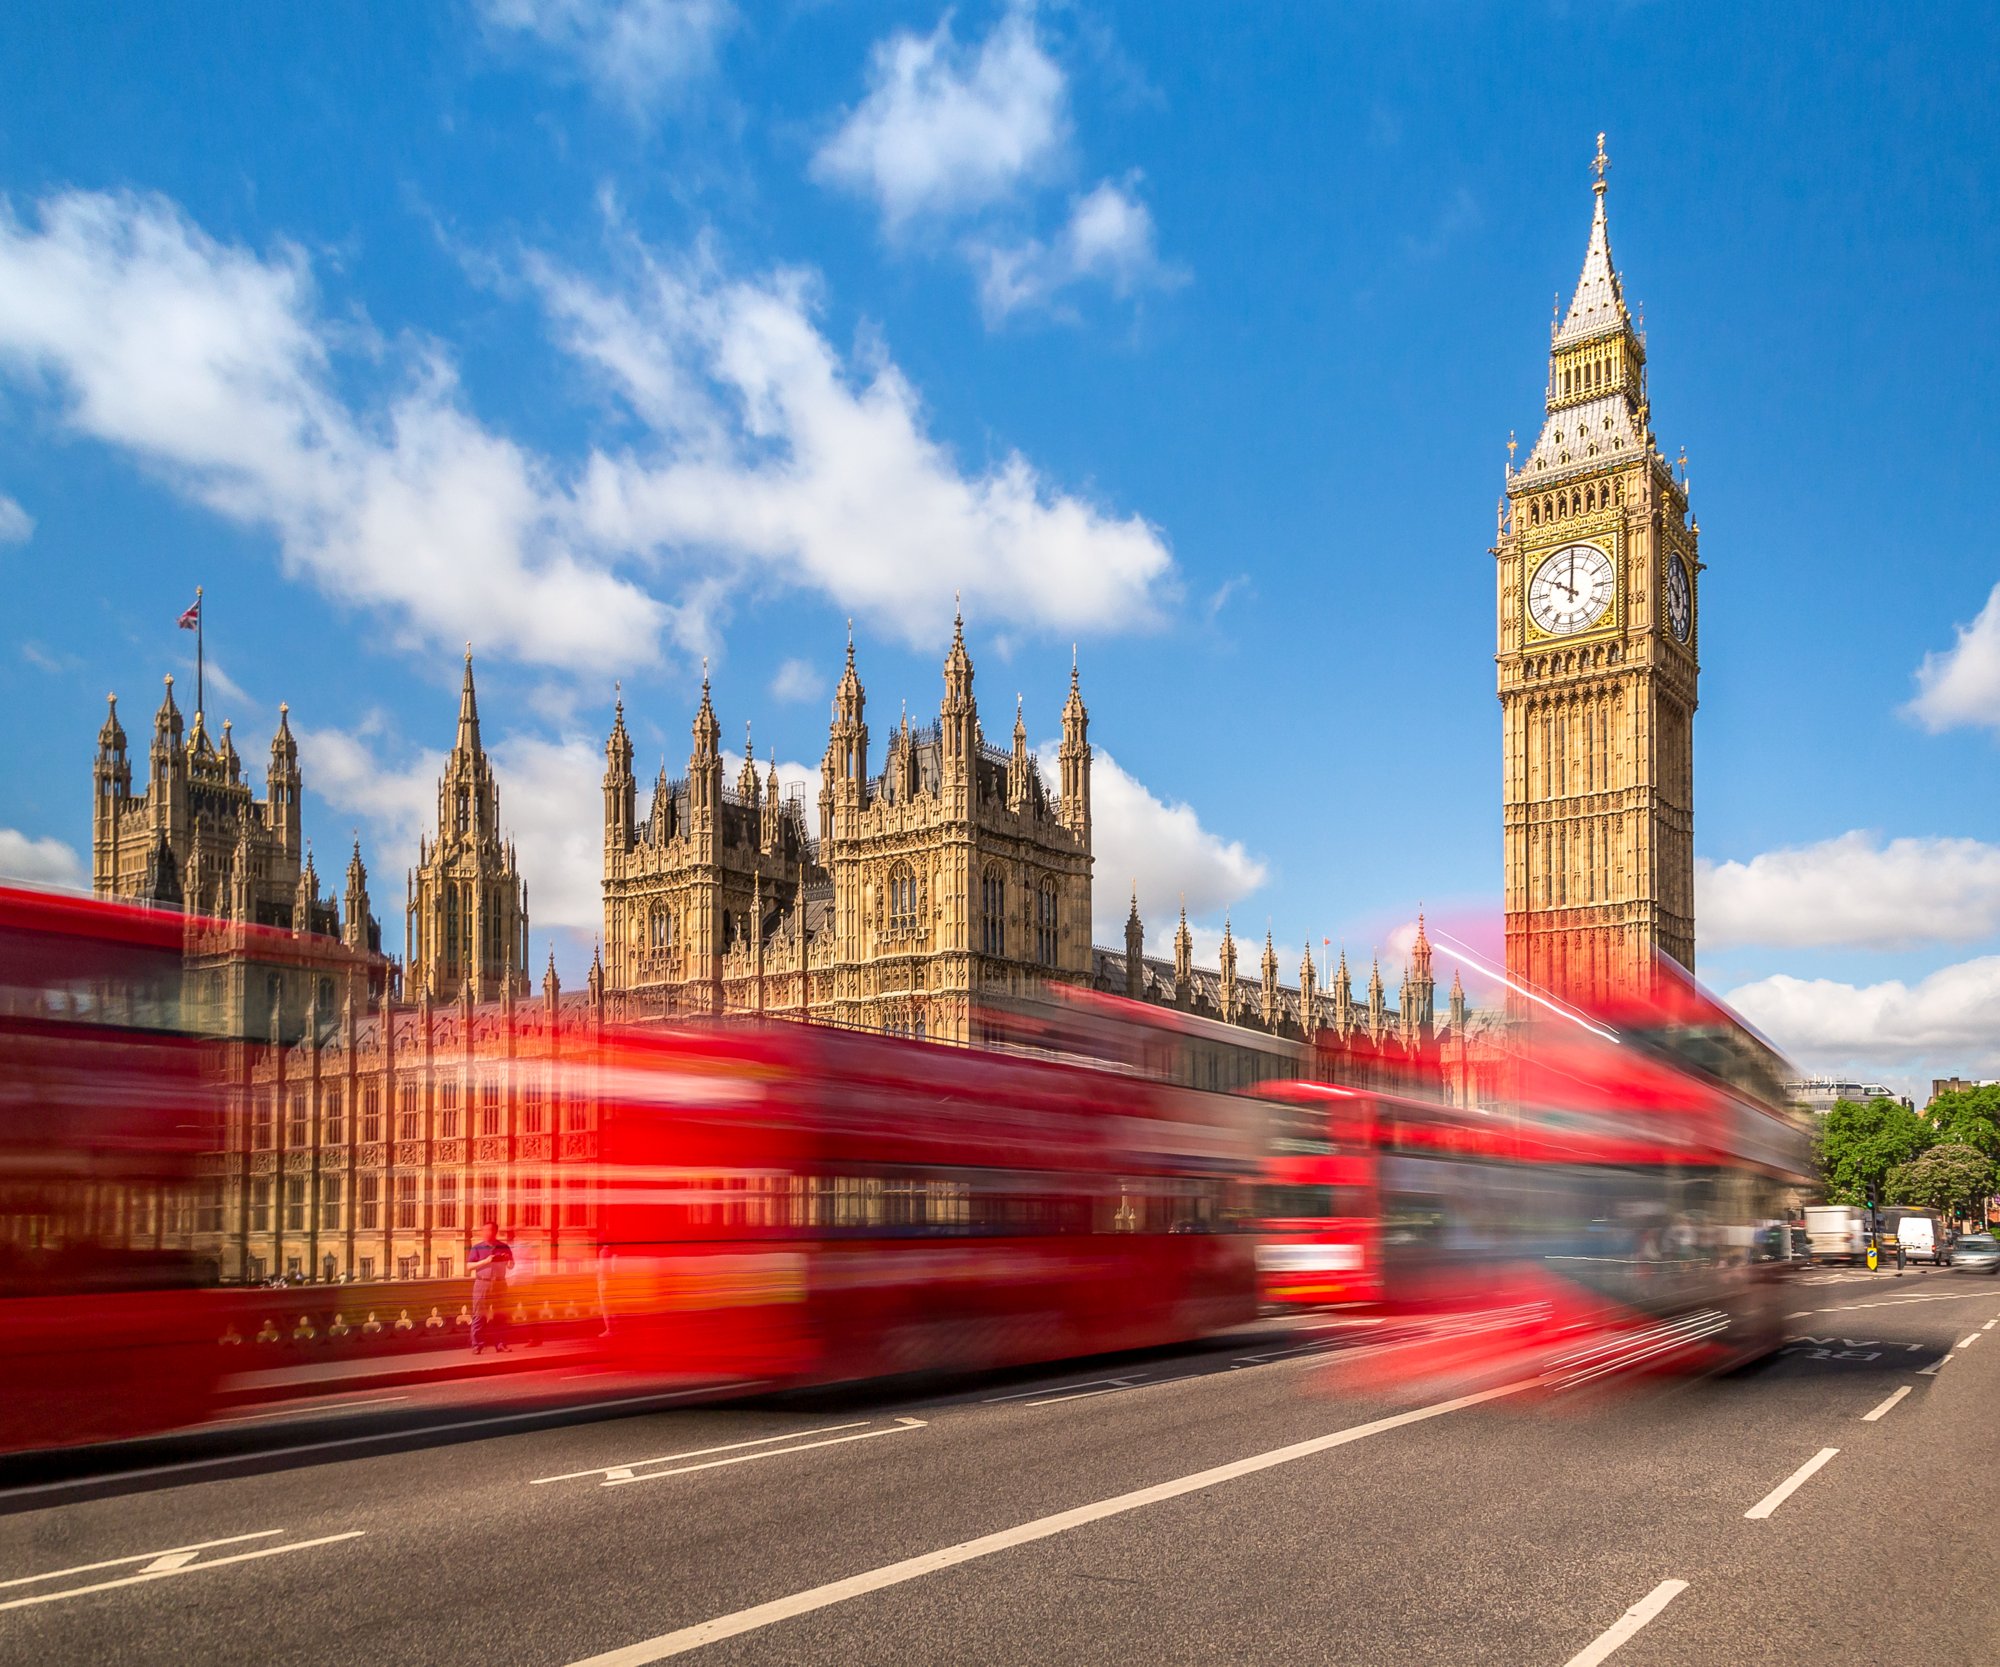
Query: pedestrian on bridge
469 1219 514 1355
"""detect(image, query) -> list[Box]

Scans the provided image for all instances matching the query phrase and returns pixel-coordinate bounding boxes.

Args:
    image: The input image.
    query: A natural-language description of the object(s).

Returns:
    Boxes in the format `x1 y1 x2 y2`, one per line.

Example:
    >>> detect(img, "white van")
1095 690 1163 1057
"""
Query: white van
1804 1204 1869 1264
1897 1213 1950 1266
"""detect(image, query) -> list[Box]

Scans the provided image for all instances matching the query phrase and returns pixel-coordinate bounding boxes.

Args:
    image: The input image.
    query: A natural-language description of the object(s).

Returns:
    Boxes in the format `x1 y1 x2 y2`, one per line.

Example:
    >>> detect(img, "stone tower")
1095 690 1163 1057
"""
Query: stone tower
405 651 530 1002
1498 136 1698 1007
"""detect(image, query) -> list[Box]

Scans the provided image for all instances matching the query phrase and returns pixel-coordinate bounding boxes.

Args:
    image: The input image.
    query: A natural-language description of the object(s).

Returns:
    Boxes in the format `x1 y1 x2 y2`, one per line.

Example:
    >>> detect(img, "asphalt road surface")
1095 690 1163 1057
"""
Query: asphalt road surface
2 1266 1996 1666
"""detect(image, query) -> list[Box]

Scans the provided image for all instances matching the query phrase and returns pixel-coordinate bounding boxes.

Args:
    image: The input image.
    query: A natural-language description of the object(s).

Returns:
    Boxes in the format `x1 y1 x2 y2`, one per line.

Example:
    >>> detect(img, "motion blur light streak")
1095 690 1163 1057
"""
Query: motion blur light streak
1 887 1814 1463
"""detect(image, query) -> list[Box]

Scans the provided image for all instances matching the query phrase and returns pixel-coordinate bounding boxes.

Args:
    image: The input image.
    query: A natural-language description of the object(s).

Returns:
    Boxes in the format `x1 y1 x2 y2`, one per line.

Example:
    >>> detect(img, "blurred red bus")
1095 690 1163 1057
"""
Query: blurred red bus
584 1016 1266 1386
0 886 233 1449
0 885 387 1453
1361 1010 1815 1380
1251 1081 1381 1308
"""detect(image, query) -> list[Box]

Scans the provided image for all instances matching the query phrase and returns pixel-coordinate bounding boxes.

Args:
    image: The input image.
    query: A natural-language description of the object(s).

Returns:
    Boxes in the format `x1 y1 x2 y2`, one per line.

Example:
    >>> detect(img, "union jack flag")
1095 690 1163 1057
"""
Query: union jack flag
177 597 200 630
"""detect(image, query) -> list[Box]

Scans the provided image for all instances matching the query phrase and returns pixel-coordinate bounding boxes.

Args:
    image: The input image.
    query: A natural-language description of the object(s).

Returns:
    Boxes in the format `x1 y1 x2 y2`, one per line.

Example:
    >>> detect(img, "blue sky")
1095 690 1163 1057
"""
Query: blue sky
1 1 1997 1091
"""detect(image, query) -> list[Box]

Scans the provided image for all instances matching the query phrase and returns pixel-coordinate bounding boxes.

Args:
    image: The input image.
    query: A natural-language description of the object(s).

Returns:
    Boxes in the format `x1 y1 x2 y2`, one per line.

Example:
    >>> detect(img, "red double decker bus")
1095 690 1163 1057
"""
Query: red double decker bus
0 886 233 1449
582 1016 1266 1387
1252 1081 1381 1308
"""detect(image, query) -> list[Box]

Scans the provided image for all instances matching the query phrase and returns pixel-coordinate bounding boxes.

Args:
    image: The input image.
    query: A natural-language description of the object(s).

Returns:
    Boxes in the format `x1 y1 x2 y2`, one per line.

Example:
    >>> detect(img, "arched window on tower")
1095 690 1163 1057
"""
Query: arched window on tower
456 789 470 835
981 865 1006 958
1036 880 1059 968
888 861 918 934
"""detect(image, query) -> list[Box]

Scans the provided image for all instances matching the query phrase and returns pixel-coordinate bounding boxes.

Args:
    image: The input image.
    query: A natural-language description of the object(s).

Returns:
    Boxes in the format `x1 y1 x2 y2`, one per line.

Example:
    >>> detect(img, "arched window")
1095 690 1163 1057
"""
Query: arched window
650 906 673 952
1036 880 1059 968
981 866 1006 957
888 861 918 933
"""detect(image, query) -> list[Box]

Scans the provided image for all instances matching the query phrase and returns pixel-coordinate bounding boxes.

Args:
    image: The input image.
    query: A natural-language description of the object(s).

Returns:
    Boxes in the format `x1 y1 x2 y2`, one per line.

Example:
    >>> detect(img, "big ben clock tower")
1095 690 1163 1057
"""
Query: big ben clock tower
1498 137 1698 1007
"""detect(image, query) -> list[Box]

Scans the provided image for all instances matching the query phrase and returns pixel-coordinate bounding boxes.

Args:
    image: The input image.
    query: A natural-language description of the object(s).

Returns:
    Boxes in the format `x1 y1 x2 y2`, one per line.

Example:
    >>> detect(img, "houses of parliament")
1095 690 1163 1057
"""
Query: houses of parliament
79 139 1689 1285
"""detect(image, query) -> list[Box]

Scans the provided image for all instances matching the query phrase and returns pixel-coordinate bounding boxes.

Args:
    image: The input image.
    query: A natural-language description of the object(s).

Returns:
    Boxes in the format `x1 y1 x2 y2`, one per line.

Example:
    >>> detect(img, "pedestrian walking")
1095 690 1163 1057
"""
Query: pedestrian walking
469 1219 514 1355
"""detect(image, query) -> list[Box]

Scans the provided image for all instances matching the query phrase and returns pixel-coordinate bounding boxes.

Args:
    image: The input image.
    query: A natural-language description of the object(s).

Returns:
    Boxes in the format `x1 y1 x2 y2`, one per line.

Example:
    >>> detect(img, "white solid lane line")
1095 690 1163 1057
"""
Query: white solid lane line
0 1531 282 1590
0 1532 365 1612
0 1383 763 1502
1745 1448 1840 1520
1861 1386 1911 1422
1919 1354 1954 1375
984 1377 1136 1404
1561 1579 1690 1667
532 1424 871 1487
602 1419 928 1488
560 1378 1535 1667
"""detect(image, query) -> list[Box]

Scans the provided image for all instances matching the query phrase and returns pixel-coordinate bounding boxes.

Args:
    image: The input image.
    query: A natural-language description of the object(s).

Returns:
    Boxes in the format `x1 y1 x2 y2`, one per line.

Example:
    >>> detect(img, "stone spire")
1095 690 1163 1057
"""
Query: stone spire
268 702 301 862
1408 907 1436 1037
1007 694 1033 811
343 837 372 952
1449 964 1467 1032
828 629 868 821
1219 914 1238 1021
1125 885 1145 999
294 842 320 936
761 749 782 853
1555 134 1631 346
1173 900 1193 1008
1333 947 1353 1036
689 659 723 823
1299 943 1317 1039
604 684 635 853
1517 133 1653 481
408 651 529 1001
738 720 760 803
1058 648 1090 840
92 692 131 897
1260 928 1279 1030
454 644 483 759
939 601 976 806
1367 954 1386 1037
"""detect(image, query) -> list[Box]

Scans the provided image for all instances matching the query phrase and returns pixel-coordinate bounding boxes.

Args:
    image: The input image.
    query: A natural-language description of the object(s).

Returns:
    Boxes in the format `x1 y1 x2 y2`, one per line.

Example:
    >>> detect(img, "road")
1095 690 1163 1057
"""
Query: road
2 1266 1996 1666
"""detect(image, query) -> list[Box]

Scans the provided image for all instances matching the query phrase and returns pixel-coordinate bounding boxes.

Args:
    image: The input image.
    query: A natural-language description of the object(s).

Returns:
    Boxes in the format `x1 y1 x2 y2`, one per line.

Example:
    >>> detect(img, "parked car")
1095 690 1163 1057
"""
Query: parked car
1952 1233 2000 1274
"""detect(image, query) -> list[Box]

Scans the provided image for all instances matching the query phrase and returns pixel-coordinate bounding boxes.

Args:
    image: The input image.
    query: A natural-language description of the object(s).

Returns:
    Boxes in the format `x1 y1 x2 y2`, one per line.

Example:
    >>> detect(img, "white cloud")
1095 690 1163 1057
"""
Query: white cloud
1050 744 1267 947
0 492 32 544
770 657 824 704
540 245 1175 645
0 828 85 890
1727 956 2000 1075
812 4 1066 230
1697 831 2000 951
476 0 731 110
972 175 1183 321
0 190 668 676
1908 581 2000 732
0 190 1170 683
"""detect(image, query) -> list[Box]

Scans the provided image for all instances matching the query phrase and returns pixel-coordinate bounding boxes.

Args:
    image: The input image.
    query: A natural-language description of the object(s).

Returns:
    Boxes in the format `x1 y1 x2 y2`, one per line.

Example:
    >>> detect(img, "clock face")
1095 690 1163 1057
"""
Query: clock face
1664 553 1692 643
1528 542 1616 636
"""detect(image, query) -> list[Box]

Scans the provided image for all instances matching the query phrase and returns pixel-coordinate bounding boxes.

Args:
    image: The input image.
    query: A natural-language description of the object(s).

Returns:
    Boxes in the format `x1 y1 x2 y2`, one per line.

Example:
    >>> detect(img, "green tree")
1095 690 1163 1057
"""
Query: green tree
1925 1084 2000 1164
1818 1096 1933 1205
1886 1143 1996 1223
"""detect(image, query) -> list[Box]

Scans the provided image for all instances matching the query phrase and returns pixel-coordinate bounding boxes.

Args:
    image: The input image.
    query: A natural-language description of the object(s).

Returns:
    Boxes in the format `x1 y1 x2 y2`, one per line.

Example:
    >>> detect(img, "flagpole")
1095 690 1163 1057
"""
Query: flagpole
195 585 204 720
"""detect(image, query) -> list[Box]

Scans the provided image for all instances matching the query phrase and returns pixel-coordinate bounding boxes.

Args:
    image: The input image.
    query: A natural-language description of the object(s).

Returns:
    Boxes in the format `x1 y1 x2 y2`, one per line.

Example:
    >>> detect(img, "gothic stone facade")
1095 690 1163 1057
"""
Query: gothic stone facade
601 617 1093 1044
1498 137 1699 1008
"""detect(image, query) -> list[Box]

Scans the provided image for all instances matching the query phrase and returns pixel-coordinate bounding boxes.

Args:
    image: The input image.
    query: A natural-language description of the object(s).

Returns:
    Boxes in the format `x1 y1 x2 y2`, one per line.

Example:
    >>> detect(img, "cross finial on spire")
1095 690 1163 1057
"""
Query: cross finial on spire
1592 132 1609 194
